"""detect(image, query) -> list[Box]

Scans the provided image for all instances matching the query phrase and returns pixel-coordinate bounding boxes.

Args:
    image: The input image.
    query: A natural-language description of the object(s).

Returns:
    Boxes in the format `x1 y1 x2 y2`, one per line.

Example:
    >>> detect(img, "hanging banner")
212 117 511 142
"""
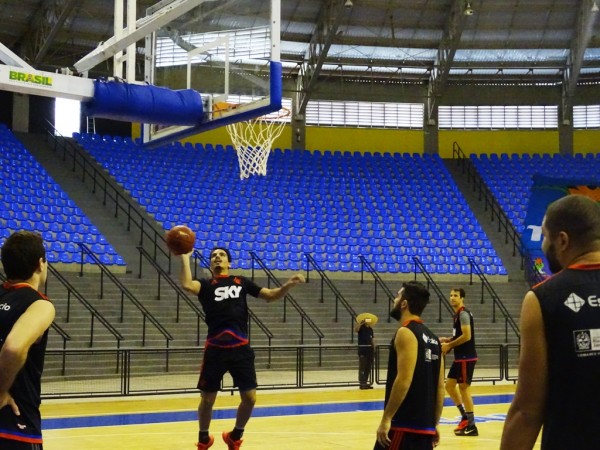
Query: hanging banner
522 175 600 281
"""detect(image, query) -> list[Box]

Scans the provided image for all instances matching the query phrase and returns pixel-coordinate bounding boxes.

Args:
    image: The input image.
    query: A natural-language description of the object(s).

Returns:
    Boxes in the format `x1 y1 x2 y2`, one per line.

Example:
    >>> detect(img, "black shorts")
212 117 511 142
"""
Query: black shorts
447 360 476 384
0 438 43 450
198 344 257 392
373 430 435 450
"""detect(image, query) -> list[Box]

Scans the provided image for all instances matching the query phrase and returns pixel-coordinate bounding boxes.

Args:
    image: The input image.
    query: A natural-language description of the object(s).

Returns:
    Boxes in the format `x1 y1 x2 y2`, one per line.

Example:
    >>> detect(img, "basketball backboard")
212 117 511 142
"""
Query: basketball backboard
142 0 281 146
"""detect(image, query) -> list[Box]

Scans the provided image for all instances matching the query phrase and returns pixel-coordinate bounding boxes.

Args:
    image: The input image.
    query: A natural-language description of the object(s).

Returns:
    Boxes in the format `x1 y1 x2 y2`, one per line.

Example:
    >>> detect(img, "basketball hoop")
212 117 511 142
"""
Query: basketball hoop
225 107 290 180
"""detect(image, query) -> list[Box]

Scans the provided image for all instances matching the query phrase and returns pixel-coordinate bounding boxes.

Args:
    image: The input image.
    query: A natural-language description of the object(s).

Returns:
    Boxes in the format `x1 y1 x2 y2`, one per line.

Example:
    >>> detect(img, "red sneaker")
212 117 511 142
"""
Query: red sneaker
196 435 214 449
222 431 243 450
454 418 468 432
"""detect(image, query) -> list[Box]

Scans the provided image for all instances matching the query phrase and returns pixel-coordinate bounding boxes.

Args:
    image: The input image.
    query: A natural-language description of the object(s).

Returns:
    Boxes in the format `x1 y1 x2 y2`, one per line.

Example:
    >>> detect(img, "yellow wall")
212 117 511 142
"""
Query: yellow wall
133 123 599 157
574 130 600 154
181 125 423 154
305 126 423 154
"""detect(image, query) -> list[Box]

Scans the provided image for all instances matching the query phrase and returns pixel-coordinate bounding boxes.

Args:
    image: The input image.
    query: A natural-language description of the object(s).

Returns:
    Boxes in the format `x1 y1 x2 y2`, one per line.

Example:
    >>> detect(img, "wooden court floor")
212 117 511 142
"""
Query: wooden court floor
41 384 540 450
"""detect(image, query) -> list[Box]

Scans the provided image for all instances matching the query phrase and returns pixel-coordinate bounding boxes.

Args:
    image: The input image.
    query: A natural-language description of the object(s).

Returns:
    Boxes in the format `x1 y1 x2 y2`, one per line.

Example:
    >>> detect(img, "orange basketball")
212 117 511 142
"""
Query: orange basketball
165 225 196 255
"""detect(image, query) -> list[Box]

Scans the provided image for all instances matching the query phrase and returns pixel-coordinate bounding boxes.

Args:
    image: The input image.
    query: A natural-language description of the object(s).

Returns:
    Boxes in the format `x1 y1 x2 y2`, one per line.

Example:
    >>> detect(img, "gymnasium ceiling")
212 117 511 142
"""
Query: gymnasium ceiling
1 0 600 88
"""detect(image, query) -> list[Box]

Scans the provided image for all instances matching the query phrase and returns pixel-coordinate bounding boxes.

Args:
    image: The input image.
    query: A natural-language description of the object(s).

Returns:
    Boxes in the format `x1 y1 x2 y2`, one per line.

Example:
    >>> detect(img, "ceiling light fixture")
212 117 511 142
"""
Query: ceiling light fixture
344 0 354 8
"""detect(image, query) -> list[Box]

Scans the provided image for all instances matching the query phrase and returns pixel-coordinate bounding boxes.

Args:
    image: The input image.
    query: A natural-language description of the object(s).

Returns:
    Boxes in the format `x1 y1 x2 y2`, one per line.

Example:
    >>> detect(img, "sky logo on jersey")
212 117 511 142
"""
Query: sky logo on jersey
564 293 586 313
422 333 438 345
0 303 11 311
214 285 242 302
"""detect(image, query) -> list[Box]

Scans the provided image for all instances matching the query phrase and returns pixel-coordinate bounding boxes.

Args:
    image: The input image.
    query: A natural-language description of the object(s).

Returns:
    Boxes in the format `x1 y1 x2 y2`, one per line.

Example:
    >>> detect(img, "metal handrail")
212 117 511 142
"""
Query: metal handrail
358 255 395 321
46 265 124 347
40 342 510 398
304 253 357 342
43 123 175 273
467 257 520 342
137 246 204 345
0 270 72 375
452 141 544 286
77 243 173 348
411 257 455 321
248 251 323 346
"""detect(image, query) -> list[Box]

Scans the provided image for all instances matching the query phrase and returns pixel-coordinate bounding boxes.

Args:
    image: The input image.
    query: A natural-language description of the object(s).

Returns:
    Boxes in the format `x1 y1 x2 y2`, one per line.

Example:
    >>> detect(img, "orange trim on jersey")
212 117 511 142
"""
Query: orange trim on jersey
402 318 424 327
1 282 49 300
568 262 600 270
390 426 437 436
532 263 600 289
205 329 249 348
0 431 43 444
389 429 404 449
454 356 478 362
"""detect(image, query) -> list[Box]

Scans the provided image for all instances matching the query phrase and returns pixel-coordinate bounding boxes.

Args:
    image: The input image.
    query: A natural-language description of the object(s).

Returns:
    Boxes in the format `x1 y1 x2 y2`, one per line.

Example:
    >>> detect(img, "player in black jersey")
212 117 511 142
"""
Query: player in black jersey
0 231 55 450
440 288 478 436
375 281 444 450
178 247 305 450
501 194 600 450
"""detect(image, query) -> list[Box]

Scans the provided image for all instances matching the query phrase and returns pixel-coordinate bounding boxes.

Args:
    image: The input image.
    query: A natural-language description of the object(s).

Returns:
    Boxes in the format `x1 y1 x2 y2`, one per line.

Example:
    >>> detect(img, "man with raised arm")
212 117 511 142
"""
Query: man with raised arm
178 247 304 450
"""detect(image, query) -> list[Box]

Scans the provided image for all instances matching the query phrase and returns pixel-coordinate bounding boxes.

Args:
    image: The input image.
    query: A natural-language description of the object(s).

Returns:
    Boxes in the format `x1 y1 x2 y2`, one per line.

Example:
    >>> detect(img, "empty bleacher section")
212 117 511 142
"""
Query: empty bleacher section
75 133 507 277
471 152 600 234
0 124 124 267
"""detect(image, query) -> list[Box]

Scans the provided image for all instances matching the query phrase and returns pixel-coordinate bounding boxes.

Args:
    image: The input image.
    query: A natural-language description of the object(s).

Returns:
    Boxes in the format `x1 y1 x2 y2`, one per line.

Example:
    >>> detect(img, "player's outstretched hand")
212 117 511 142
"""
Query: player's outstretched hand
287 274 306 285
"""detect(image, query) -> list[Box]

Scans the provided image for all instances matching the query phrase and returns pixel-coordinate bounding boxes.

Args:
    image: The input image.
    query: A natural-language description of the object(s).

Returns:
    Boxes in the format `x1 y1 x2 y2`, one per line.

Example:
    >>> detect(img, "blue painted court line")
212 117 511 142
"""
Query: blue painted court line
43 393 514 430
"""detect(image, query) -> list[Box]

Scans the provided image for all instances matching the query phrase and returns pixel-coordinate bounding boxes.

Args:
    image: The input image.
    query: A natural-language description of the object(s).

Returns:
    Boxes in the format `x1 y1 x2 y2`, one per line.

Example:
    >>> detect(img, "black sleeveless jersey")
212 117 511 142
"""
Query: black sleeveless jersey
532 263 600 450
384 319 441 434
198 275 262 347
452 307 477 361
0 282 50 444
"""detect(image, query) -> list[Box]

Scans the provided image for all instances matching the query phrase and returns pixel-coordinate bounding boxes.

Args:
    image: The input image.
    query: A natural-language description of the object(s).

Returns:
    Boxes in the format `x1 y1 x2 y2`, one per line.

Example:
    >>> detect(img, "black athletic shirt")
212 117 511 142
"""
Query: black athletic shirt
451 307 477 361
198 275 262 347
357 324 374 354
0 283 50 445
532 263 600 450
385 319 441 434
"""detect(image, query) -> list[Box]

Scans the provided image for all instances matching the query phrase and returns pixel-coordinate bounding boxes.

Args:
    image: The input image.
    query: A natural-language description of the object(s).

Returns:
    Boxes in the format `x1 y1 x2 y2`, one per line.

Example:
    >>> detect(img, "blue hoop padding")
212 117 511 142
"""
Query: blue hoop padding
84 80 204 126
144 61 282 147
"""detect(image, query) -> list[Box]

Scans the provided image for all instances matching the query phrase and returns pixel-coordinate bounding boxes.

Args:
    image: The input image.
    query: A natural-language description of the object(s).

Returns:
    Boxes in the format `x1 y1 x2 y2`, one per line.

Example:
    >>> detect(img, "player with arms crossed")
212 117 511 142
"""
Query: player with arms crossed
0 231 55 450
375 281 444 450
178 247 305 450
501 194 600 450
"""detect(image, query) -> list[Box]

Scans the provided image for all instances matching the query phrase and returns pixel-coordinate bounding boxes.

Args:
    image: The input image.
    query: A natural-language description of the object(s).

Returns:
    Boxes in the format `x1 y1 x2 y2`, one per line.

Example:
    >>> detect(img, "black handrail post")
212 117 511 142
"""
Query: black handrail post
373 279 377 303
142 317 147 346
480 280 485 304
100 270 105 298
320 276 324 303
305 254 310 283
360 259 364 283
66 291 72 322
120 292 125 322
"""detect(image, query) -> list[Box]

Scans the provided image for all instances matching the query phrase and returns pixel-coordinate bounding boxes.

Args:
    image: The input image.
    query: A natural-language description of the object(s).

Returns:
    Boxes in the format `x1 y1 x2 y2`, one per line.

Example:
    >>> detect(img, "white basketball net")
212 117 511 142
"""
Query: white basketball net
225 109 289 180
